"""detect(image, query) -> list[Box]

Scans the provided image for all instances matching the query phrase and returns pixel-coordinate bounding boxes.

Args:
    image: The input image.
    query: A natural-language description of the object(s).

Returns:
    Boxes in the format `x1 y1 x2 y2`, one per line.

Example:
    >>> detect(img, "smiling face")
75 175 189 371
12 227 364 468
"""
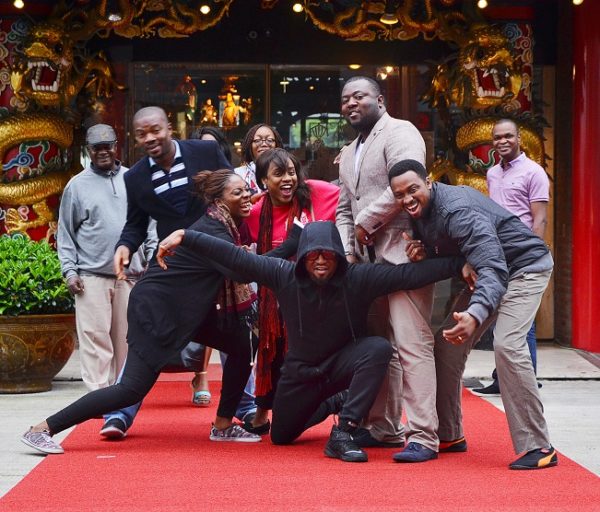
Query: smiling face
341 79 385 138
133 111 175 168
262 158 298 206
87 142 117 172
219 174 252 223
304 250 339 285
492 120 521 163
390 170 432 219
251 126 277 161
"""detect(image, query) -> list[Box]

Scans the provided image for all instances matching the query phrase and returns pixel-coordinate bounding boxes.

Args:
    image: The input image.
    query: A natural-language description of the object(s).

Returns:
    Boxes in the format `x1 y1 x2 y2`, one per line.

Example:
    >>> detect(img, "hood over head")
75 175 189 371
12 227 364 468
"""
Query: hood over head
295 221 348 283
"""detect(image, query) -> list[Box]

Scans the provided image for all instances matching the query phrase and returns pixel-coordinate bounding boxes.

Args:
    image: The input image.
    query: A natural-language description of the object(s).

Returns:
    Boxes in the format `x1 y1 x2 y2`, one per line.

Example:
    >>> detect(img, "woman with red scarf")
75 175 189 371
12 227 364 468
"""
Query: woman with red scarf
244 148 340 434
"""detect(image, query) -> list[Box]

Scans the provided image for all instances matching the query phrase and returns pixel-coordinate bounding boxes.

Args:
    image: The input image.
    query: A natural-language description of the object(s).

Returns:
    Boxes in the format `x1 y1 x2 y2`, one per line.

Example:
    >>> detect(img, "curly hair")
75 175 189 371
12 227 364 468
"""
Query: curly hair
193 169 238 203
241 123 284 164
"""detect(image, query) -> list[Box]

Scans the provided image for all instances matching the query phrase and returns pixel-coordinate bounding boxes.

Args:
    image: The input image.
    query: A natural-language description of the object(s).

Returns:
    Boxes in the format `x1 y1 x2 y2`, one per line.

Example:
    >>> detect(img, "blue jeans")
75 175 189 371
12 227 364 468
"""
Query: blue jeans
491 321 537 382
104 352 257 428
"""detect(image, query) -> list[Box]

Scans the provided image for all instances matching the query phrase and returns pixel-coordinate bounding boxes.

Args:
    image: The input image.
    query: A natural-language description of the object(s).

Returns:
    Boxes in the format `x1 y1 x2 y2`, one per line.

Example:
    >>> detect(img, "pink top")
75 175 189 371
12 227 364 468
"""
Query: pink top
247 179 340 247
486 152 549 230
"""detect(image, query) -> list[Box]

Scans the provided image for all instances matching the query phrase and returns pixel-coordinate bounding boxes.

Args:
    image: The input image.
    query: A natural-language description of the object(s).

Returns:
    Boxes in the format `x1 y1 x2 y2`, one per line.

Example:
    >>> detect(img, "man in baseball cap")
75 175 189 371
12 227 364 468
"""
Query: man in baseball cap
86 123 117 146
57 122 156 412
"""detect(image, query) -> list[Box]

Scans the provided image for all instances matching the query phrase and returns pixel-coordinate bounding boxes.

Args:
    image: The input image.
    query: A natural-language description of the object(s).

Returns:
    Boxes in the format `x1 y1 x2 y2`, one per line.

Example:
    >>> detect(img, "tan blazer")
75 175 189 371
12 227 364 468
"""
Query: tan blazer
336 112 426 265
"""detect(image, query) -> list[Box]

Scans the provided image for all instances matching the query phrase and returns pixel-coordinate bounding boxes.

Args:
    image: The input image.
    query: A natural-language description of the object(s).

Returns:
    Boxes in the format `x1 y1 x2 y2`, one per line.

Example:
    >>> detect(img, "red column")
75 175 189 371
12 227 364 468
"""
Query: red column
572 0 600 352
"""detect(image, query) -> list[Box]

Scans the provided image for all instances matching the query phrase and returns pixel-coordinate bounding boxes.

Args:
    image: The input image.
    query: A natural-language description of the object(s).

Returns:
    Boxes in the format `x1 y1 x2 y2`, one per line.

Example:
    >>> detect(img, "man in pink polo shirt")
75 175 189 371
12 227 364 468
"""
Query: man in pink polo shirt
473 118 550 396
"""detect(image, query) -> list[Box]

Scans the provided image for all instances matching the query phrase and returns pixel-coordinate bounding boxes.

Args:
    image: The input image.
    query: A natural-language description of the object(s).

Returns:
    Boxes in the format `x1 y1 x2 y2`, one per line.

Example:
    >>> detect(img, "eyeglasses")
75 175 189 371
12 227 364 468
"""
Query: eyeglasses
252 137 276 146
305 250 337 262
87 142 116 152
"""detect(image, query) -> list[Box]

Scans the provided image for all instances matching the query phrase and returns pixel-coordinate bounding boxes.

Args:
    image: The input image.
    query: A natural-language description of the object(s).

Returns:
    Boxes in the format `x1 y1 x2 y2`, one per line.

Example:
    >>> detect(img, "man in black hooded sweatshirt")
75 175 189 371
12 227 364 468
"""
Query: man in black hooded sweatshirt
157 221 470 463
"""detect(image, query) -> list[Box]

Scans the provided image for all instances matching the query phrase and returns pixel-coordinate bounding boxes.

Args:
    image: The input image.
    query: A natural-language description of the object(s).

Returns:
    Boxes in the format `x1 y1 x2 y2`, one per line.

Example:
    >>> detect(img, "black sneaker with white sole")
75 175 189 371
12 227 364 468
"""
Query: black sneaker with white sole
324 425 368 463
99 418 128 440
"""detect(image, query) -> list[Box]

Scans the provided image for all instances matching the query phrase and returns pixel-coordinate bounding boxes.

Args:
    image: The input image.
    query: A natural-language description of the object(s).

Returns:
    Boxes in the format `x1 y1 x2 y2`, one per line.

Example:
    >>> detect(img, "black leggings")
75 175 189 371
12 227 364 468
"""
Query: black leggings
47 317 256 435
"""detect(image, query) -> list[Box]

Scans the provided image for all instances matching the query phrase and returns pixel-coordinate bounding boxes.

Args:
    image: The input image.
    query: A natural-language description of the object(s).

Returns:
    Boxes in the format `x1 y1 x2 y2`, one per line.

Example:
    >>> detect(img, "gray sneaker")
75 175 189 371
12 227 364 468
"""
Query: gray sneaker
21 428 64 454
209 424 261 443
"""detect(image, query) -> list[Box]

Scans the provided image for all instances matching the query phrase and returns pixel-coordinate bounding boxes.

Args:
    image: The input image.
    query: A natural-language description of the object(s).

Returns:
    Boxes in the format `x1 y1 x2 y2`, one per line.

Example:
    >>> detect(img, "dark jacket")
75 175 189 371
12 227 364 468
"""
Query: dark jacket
126 215 297 371
413 182 551 324
182 221 465 370
118 139 231 254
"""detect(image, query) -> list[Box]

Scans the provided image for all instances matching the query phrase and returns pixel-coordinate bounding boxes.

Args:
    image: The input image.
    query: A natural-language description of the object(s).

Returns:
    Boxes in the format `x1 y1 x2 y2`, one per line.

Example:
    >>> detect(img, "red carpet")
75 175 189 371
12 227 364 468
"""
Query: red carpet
3 377 599 512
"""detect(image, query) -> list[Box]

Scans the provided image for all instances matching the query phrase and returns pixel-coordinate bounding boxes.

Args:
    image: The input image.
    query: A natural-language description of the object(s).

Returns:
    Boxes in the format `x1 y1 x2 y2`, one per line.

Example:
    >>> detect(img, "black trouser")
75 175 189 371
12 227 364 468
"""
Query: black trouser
47 314 256 435
270 336 393 445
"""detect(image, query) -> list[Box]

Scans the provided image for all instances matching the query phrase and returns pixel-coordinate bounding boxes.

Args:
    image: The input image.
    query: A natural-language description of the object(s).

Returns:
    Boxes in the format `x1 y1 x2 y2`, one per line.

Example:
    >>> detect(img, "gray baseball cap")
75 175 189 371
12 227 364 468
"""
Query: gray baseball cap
86 124 117 145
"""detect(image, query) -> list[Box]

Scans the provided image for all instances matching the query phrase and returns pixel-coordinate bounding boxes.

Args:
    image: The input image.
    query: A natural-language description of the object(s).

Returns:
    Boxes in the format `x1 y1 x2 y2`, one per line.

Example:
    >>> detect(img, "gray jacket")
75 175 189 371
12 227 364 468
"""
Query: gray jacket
57 163 157 280
413 182 552 324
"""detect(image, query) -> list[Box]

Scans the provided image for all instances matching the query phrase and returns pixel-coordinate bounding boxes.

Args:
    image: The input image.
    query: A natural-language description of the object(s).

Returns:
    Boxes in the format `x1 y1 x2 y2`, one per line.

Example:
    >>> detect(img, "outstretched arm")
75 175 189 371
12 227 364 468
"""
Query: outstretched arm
157 229 289 290
354 256 467 300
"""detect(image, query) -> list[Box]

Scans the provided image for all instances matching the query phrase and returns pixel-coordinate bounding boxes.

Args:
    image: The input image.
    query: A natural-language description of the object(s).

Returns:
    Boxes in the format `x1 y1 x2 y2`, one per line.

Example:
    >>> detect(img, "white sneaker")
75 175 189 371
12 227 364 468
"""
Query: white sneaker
21 428 64 454
209 424 261 443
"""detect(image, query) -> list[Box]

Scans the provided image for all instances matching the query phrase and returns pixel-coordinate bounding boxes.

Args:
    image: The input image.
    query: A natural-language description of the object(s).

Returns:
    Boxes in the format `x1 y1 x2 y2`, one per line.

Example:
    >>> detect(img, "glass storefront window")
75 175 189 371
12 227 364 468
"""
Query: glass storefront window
131 63 266 166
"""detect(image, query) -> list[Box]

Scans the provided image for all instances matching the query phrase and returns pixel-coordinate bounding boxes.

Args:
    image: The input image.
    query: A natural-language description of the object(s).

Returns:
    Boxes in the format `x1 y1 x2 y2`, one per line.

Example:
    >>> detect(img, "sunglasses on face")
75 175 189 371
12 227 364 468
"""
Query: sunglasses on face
88 142 116 152
305 250 337 262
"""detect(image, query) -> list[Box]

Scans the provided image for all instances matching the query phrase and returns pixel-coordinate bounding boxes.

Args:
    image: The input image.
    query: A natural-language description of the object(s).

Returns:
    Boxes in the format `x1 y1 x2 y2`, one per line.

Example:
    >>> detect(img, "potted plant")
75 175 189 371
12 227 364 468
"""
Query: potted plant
0 234 76 393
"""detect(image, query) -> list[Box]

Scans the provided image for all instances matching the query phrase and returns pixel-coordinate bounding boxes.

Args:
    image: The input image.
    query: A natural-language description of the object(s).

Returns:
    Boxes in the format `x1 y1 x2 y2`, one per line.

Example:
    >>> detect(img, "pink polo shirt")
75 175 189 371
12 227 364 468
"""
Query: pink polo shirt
486 152 549 230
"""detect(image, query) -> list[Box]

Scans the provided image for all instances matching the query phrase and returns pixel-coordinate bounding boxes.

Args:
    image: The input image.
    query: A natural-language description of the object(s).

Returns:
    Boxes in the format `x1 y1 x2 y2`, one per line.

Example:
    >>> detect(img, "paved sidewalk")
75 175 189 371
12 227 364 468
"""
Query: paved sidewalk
1 343 599 498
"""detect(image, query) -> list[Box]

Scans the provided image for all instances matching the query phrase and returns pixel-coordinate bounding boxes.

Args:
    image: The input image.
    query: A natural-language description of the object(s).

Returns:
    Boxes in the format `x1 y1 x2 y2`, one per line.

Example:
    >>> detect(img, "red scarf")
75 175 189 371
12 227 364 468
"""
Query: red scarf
255 195 303 396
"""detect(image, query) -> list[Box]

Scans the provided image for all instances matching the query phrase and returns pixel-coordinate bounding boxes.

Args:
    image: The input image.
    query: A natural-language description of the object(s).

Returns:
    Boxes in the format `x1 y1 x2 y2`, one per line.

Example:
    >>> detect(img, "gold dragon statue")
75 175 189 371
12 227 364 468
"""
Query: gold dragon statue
0 15 122 236
423 22 546 193
301 0 467 42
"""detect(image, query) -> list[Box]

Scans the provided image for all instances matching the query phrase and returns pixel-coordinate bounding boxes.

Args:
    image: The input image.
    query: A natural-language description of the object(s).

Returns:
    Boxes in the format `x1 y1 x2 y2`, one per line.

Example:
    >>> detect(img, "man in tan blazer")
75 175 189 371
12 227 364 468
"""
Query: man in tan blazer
336 76 438 462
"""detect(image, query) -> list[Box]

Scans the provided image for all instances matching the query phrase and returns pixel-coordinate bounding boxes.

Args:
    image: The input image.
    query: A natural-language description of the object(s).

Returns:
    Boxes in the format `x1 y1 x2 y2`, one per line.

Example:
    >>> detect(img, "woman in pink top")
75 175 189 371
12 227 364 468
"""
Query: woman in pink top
244 148 340 434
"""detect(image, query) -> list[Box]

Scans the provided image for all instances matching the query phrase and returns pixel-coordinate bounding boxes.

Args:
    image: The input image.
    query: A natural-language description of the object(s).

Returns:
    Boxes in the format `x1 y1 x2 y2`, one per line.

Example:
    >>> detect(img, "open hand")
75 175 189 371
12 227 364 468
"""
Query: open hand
157 229 185 270
442 311 477 344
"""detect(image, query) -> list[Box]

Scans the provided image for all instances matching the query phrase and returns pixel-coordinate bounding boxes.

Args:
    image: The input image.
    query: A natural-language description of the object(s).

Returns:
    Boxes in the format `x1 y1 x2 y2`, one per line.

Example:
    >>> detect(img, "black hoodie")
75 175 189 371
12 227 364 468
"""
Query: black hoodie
182 221 464 368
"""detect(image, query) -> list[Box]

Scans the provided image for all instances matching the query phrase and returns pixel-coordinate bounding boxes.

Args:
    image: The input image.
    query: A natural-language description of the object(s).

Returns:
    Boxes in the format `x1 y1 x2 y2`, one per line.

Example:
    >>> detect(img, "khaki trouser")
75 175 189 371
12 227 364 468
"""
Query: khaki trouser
365 285 438 451
75 275 133 391
436 269 552 454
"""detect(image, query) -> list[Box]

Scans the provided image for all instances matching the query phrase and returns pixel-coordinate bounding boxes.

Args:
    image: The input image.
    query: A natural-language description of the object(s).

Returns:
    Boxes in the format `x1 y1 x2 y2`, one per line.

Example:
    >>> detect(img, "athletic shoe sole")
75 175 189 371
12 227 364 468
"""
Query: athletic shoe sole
324 446 368 462
99 427 127 440
470 389 501 397
209 435 261 443
439 438 468 453
21 435 64 455
510 459 558 470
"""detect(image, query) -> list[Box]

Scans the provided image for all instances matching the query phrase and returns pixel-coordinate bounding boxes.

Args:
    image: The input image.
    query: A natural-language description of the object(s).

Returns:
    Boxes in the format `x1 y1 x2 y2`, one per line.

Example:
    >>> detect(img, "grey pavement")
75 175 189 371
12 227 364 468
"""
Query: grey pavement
1 343 599 498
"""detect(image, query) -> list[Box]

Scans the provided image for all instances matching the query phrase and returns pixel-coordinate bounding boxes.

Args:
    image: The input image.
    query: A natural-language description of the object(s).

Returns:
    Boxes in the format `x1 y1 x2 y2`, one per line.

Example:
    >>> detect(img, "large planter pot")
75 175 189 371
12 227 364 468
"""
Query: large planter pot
0 314 76 393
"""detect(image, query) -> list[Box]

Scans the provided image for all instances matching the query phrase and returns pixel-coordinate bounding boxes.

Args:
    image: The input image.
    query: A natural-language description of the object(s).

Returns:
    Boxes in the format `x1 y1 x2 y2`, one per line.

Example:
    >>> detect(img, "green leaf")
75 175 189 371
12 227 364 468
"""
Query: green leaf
0 235 74 316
